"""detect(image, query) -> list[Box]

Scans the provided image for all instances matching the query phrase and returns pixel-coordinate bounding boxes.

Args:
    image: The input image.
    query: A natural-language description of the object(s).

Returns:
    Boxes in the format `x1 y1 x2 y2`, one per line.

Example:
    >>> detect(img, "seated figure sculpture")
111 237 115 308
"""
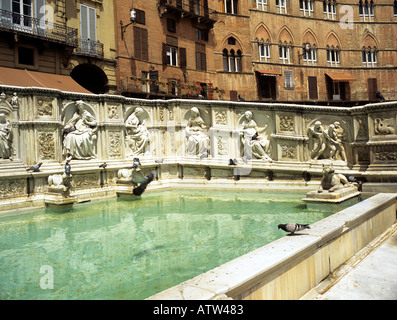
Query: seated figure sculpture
63 101 97 161
240 111 272 161
185 107 209 157
125 107 150 156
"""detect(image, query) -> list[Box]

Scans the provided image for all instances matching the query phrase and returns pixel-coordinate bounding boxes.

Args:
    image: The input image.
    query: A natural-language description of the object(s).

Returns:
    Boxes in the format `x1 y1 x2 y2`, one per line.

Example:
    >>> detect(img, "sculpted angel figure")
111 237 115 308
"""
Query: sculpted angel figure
63 101 97 160
185 107 209 157
125 107 150 156
240 111 271 161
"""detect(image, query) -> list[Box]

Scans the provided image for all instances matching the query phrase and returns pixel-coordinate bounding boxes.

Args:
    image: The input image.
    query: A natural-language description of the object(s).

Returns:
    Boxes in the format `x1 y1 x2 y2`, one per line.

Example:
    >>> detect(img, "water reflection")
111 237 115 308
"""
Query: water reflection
0 190 346 300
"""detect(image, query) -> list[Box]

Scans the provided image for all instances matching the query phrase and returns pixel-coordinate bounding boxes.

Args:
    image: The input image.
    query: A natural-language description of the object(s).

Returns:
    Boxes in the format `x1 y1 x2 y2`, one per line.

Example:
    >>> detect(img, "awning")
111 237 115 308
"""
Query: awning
0 66 92 94
325 72 357 82
255 69 282 76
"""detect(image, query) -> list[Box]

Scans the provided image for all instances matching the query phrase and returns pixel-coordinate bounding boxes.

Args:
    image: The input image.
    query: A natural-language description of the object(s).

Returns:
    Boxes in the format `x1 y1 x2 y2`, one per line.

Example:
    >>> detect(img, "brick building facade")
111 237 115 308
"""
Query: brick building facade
114 0 397 104
0 0 117 94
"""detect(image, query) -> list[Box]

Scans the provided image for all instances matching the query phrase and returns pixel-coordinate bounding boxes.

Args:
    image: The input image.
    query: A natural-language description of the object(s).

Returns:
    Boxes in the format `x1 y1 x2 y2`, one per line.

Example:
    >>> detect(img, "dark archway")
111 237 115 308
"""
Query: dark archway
70 64 108 94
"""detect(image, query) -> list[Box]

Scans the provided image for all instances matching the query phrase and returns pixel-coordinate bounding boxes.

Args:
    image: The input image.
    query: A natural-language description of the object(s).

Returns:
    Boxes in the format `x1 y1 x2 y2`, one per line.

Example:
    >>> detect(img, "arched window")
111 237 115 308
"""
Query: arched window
362 47 377 67
222 37 242 72
278 43 290 64
394 1 397 16
258 40 271 61
302 43 316 64
326 46 340 66
222 48 242 72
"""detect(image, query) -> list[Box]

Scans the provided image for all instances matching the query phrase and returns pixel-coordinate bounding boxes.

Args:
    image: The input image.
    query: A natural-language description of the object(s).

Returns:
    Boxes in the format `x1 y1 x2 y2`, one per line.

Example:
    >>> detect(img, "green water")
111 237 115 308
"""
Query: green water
0 190 355 300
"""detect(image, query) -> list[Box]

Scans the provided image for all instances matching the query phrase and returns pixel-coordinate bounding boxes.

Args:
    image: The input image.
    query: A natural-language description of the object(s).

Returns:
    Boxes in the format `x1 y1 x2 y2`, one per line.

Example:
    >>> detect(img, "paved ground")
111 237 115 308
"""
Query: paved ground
314 225 397 300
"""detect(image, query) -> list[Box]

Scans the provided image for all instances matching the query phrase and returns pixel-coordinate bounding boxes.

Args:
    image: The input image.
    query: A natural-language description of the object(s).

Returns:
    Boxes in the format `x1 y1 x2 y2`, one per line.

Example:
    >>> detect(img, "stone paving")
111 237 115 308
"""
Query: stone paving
314 225 397 300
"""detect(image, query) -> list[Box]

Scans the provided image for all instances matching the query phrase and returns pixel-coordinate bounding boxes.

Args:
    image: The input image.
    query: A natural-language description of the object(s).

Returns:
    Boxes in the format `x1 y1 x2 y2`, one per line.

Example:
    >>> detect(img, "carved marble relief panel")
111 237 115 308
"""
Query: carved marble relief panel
277 114 295 134
0 179 26 198
36 97 55 118
38 131 56 160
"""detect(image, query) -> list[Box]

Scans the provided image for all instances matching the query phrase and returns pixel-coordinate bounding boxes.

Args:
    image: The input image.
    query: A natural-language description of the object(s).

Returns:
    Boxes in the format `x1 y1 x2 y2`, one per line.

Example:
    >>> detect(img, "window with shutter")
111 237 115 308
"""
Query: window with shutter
195 43 206 71
179 47 186 68
134 26 148 61
135 9 145 25
308 76 318 99
368 78 377 101
80 4 97 54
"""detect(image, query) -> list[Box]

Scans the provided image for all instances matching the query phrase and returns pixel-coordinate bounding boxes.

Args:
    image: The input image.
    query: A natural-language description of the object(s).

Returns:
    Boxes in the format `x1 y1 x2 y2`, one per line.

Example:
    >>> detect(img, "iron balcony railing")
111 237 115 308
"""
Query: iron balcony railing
159 0 212 18
75 38 104 58
0 9 78 46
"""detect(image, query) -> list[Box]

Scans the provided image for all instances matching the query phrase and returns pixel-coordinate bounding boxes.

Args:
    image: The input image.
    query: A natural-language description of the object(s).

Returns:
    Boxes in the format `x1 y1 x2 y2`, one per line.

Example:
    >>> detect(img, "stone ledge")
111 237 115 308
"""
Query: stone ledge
147 193 397 300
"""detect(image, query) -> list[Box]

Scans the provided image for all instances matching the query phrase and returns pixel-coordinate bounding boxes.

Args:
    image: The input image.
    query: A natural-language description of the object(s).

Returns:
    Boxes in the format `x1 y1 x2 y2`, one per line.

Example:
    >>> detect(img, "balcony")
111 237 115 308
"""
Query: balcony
158 0 216 28
0 9 78 47
74 38 104 58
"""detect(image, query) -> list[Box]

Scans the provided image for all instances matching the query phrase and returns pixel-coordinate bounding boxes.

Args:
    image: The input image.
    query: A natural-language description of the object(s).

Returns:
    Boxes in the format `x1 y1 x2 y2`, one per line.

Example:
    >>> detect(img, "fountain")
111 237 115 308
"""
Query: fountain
302 165 361 203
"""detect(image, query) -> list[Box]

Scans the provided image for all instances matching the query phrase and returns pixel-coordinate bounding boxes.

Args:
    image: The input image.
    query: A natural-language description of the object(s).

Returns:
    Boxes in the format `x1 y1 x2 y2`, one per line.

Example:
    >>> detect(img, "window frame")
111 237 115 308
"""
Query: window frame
362 48 377 67
300 0 313 16
278 44 290 64
284 70 294 89
326 48 340 67
258 42 270 61
256 0 267 11
276 0 287 14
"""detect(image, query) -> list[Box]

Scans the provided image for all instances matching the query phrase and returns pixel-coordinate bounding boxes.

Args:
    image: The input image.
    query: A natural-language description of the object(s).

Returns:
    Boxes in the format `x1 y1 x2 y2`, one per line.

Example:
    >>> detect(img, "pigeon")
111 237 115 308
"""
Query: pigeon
27 162 43 172
199 152 208 160
238 94 245 102
278 223 310 235
345 174 358 183
65 161 71 176
99 162 107 169
133 172 155 196
155 159 164 164
376 91 385 102
132 158 141 169
229 158 238 166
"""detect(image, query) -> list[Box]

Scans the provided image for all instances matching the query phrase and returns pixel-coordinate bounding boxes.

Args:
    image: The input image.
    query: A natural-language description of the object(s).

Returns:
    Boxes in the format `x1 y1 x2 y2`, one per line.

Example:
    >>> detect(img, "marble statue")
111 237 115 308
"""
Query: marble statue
63 101 97 161
307 121 347 162
125 107 150 156
307 121 326 160
185 107 209 157
240 111 271 161
323 124 346 161
318 166 352 193
0 113 13 159
303 164 361 203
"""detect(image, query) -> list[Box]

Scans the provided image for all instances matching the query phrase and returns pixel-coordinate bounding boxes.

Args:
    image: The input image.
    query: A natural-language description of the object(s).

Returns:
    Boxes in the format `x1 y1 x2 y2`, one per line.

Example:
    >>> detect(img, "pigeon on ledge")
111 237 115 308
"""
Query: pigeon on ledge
278 223 310 235
27 162 43 172
65 161 71 176
99 162 107 169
